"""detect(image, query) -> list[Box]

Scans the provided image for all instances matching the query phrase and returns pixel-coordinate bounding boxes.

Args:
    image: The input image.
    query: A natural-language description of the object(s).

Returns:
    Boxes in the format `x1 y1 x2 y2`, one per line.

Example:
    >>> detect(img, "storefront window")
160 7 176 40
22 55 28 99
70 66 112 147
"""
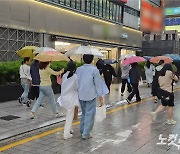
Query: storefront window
39 0 123 23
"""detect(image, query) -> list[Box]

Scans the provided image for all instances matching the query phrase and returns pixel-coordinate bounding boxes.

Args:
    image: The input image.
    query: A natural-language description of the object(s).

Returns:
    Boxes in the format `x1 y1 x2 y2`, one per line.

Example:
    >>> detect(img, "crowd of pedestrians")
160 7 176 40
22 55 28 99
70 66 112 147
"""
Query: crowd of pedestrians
18 54 179 140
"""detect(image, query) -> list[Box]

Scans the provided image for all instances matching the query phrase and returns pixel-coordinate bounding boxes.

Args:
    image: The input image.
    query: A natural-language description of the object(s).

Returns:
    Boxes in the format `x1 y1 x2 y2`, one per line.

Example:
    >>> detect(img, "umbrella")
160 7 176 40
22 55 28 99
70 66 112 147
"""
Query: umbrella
150 56 173 64
122 56 146 66
34 51 69 62
17 46 39 59
104 59 118 64
164 54 180 62
65 46 104 57
34 47 56 54
143 56 153 60
120 54 136 60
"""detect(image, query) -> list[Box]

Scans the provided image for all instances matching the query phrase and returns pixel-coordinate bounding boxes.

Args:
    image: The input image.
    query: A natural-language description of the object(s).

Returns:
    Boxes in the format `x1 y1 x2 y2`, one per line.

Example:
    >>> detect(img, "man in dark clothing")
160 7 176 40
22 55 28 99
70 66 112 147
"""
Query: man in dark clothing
126 62 141 103
103 64 117 92
27 60 40 107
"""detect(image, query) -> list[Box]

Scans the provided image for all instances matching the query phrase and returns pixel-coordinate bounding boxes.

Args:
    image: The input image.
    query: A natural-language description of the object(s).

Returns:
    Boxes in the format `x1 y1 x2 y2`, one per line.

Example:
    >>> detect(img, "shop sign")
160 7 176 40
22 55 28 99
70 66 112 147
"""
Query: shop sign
165 18 180 26
165 7 180 16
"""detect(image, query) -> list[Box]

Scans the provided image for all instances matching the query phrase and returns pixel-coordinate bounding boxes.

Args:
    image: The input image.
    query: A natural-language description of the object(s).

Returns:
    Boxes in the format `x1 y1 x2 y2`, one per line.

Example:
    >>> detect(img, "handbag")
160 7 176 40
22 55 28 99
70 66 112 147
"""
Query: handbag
73 106 79 120
95 104 106 122
57 75 62 85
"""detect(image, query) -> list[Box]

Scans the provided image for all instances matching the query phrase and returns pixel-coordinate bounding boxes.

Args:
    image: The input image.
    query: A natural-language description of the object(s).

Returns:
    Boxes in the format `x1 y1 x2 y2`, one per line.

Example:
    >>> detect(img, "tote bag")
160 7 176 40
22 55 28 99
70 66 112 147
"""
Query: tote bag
95 104 106 122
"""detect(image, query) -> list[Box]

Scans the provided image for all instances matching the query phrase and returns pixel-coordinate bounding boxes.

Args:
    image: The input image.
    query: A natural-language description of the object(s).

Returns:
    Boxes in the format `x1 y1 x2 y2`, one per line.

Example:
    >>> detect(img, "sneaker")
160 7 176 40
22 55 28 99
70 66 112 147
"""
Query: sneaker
54 113 64 118
151 112 157 122
154 99 158 103
64 134 73 140
30 112 35 119
82 133 93 140
136 99 141 102
70 129 74 134
18 97 22 104
166 119 176 125
26 100 31 108
121 93 124 96
126 99 131 104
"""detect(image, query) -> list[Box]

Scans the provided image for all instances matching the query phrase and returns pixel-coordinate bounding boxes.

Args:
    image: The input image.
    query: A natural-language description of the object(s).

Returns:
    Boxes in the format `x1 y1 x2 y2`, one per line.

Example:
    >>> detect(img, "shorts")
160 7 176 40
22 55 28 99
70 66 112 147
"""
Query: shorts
161 93 174 107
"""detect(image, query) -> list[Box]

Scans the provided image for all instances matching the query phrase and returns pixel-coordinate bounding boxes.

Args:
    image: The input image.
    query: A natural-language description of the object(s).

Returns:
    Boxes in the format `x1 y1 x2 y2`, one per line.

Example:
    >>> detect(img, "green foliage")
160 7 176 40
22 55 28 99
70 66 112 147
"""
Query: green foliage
0 60 84 85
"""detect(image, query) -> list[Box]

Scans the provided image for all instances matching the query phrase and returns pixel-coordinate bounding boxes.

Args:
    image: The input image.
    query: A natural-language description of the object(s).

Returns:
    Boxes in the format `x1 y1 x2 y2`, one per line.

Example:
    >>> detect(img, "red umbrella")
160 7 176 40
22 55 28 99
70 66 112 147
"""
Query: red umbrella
122 56 146 66
150 56 173 64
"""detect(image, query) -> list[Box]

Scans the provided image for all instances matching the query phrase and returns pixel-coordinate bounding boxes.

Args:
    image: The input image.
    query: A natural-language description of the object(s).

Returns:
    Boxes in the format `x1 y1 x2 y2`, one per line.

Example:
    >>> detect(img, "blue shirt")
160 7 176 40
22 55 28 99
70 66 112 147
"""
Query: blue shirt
76 64 103 101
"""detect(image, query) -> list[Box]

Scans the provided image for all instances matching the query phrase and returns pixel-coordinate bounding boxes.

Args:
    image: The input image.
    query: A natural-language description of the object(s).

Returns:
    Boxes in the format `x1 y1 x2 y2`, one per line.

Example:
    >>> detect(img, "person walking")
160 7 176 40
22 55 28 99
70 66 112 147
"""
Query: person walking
27 59 40 107
151 64 178 125
144 60 155 87
76 54 103 140
57 61 79 140
19 57 32 105
121 64 132 96
126 62 141 104
103 64 117 92
31 62 63 119
152 60 164 103
96 60 109 96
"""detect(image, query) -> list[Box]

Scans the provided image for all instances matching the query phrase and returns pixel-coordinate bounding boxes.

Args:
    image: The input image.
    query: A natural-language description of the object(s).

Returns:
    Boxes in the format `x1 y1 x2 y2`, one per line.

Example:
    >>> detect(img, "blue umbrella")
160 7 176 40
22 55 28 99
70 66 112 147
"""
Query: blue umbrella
164 54 180 62
143 56 153 60
104 59 118 64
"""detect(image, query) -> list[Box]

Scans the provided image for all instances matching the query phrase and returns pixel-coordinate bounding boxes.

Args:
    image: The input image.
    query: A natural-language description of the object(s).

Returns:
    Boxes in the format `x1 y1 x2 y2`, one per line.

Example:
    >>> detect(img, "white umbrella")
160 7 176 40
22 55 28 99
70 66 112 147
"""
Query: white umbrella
34 47 56 54
120 54 136 60
65 46 104 57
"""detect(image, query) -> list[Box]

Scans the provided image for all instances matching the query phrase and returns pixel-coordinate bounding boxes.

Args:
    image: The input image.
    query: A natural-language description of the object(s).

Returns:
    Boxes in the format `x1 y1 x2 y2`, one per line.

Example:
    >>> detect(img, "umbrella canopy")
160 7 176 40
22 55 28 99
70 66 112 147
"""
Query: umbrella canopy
65 46 104 57
120 54 136 60
122 56 146 66
164 54 180 62
34 51 69 62
34 47 56 54
150 56 173 64
104 59 118 64
143 56 153 60
17 46 39 59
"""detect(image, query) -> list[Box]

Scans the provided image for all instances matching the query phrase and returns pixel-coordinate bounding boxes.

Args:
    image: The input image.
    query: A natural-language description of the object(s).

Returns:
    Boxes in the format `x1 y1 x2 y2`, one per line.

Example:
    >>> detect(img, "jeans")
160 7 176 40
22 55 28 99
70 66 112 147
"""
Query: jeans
64 107 75 137
121 79 132 93
80 98 96 138
127 83 141 101
21 79 30 103
31 86 58 114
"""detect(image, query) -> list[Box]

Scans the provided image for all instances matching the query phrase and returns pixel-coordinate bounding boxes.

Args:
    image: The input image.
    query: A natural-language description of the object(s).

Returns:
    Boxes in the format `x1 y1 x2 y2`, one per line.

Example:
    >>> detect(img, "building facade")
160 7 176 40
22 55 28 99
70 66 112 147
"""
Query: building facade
0 0 142 62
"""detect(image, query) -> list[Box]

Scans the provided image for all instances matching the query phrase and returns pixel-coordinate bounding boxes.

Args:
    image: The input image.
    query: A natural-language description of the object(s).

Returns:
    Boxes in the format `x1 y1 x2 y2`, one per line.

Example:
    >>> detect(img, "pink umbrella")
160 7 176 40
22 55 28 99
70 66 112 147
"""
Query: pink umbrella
150 56 173 64
122 56 146 65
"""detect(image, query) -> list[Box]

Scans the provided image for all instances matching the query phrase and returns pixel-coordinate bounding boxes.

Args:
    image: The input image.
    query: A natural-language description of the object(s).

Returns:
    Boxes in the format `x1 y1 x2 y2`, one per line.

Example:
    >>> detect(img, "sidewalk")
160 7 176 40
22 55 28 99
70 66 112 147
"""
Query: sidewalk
0 82 179 142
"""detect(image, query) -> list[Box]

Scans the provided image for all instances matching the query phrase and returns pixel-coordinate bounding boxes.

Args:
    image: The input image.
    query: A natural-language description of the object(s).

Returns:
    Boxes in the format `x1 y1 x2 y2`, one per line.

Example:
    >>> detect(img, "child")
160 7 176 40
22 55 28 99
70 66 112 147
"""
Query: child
57 61 79 139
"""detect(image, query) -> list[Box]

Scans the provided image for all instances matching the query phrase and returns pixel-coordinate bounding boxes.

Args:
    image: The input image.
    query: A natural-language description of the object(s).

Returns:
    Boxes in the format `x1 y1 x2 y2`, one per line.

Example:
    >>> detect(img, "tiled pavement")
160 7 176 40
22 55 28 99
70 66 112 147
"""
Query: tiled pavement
0 82 158 141
0 82 180 154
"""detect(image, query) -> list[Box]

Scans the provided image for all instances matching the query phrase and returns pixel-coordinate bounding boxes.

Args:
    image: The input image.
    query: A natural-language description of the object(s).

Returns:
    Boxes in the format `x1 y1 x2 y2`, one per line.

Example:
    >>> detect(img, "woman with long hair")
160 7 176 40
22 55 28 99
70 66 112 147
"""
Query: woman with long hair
19 57 32 105
144 60 155 87
31 62 63 119
151 64 178 125
57 61 79 139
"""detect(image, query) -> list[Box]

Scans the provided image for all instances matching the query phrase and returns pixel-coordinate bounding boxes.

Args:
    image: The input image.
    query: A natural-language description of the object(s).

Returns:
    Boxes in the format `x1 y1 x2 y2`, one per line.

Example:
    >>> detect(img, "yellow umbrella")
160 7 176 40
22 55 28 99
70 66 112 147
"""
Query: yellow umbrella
17 46 39 59
34 51 69 62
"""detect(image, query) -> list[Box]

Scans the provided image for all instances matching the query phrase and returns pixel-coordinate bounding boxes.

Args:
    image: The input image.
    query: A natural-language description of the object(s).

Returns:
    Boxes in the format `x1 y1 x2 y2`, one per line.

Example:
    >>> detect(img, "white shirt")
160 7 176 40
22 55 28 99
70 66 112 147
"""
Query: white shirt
57 72 79 109
19 64 32 80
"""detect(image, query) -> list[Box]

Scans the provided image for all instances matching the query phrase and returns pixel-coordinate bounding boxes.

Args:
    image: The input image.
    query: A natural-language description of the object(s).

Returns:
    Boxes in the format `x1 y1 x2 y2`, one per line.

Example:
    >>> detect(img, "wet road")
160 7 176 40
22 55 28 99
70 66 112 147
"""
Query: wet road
0 88 180 154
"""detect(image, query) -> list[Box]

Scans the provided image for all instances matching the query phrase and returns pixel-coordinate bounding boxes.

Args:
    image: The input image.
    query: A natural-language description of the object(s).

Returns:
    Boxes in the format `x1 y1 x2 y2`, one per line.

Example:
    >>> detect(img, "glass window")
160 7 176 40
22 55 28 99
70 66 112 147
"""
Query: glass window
65 0 70 6
70 0 76 8
95 0 99 16
76 0 81 10
60 0 65 4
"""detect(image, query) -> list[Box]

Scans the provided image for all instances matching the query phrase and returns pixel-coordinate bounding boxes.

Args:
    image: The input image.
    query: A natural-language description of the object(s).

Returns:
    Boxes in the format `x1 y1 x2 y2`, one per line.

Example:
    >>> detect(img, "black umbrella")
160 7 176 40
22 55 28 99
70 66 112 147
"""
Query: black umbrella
104 59 118 64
